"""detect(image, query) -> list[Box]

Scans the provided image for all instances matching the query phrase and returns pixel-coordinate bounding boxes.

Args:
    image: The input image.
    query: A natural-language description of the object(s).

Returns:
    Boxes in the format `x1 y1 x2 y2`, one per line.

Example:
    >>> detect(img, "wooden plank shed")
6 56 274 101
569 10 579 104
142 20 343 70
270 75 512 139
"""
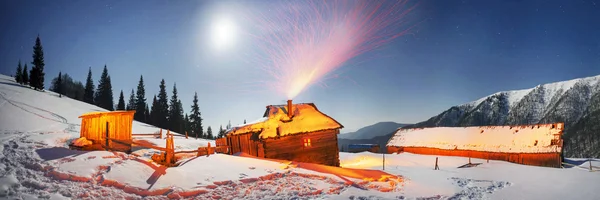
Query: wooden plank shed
221 101 344 166
79 110 136 152
386 123 564 168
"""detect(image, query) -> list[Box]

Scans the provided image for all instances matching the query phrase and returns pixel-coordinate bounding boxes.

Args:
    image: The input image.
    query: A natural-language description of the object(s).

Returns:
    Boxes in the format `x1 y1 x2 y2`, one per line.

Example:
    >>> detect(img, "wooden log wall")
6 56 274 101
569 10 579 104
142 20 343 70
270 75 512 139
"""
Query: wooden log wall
227 133 262 157
263 129 340 167
387 146 561 168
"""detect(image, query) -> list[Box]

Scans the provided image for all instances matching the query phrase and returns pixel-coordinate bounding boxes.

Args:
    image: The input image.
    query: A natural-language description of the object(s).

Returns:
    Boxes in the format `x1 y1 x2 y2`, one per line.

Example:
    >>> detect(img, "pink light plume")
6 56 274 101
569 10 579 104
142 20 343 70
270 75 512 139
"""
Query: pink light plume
244 0 418 99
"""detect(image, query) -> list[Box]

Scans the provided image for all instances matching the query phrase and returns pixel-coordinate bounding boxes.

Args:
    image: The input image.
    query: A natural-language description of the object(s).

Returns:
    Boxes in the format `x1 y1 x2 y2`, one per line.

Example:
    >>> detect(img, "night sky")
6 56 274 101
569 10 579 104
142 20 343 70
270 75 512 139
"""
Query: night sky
1 0 599 132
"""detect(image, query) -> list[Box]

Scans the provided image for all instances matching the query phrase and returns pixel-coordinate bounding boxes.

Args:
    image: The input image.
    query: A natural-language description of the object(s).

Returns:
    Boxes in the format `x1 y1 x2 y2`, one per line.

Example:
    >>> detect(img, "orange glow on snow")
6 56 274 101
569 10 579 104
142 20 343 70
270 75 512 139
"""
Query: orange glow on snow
339 156 383 169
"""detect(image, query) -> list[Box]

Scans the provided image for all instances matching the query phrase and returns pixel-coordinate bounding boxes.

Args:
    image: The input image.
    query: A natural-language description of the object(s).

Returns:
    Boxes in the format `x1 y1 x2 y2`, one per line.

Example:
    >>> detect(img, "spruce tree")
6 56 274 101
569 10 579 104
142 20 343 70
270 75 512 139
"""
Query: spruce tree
178 100 184 133
56 72 62 97
189 92 203 138
95 65 114 111
156 79 169 129
22 64 29 85
30 35 45 90
134 75 146 122
150 95 159 127
15 60 22 84
117 90 126 110
83 67 95 104
168 83 182 132
244 119 246 124
126 89 136 111
218 125 225 139
227 120 232 130
207 126 214 139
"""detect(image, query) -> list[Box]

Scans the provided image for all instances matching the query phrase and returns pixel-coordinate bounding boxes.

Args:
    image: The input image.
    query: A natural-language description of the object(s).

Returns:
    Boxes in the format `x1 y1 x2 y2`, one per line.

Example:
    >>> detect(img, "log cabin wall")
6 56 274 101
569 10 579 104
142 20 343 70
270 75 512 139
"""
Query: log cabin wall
387 146 562 168
226 132 263 157
263 129 340 167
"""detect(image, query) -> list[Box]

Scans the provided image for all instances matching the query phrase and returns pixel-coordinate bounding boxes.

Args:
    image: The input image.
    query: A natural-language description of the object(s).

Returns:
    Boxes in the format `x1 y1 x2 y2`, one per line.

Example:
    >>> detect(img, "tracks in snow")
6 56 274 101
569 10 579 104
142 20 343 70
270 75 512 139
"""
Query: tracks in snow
0 91 79 133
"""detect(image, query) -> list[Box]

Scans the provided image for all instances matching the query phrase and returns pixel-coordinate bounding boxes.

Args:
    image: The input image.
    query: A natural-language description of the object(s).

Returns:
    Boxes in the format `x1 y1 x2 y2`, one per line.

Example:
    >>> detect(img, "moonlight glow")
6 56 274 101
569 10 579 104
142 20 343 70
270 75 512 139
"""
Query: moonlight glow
210 16 238 51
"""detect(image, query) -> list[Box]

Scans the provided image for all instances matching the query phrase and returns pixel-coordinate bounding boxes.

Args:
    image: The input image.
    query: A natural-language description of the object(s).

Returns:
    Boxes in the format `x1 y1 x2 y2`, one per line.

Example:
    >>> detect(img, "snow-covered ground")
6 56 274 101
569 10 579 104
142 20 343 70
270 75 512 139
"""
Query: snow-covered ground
1 74 600 200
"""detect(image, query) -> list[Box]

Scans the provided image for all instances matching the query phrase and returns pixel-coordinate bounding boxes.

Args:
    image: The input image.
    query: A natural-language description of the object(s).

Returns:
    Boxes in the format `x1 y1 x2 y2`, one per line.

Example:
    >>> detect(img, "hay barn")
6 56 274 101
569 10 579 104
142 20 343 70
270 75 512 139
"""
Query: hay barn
221 101 343 166
78 111 136 152
386 123 564 168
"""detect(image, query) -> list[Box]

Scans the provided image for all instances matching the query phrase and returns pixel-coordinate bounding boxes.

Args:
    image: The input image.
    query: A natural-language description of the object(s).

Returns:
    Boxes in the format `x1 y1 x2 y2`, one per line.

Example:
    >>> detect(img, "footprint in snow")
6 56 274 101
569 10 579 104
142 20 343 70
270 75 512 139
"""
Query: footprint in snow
239 173 248 178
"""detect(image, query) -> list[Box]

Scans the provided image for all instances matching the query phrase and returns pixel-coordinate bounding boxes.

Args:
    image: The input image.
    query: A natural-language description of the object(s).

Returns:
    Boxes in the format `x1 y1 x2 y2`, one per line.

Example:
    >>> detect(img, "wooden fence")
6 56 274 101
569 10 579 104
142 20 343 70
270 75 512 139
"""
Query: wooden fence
388 146 563 168
131 129 191 139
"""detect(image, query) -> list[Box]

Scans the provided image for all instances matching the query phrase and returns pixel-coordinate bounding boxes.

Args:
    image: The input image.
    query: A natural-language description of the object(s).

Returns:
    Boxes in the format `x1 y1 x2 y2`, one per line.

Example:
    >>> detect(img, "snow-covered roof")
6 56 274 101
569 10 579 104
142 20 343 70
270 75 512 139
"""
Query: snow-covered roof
226 103 343 139
79 111 136 118
387 123 564 153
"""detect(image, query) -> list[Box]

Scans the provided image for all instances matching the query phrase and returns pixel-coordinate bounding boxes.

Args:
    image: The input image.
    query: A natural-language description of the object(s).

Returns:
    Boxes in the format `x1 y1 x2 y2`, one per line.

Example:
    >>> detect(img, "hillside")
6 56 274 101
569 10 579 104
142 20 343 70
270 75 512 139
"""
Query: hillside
2 74 600 199
339 121 409 140
403 74 600 158
0 74 405 199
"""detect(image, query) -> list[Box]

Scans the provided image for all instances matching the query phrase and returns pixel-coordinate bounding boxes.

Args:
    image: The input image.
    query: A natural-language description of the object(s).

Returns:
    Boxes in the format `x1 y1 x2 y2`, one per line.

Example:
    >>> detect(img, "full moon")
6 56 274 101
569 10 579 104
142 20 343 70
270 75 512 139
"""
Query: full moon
210 17 237 51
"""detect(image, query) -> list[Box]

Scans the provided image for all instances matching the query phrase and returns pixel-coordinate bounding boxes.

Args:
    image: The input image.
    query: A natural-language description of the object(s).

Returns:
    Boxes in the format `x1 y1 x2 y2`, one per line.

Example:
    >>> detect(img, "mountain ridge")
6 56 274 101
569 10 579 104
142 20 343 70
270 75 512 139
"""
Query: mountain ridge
403 74 600 158
338 121 409 140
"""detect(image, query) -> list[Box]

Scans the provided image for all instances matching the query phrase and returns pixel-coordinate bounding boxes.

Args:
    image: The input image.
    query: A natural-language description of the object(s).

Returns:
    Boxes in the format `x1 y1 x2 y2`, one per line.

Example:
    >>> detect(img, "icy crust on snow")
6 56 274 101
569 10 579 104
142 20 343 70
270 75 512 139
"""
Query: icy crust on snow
387 124 563 153
226 103 343 139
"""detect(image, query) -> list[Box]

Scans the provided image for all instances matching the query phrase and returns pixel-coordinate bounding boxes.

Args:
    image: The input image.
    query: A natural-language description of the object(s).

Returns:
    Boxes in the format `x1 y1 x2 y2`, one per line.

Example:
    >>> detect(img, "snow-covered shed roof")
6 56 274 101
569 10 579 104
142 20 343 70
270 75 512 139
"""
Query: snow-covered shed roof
226 103 343 139
79 110 136 118
387 123 564 153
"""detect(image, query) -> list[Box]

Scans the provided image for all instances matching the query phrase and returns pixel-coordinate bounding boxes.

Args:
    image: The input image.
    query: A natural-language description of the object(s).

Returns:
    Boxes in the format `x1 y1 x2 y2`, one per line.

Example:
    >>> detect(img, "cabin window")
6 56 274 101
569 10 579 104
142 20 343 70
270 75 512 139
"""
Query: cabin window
303 138 312 147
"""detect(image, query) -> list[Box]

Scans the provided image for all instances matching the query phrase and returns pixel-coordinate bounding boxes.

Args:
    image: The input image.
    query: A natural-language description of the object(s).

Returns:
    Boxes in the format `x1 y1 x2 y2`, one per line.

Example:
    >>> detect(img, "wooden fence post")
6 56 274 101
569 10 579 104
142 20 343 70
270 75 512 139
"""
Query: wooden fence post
590 159 593 172
382 152 385 170
159 129 163 139
207 142 211 157
185 131 188 139
435 157 439 170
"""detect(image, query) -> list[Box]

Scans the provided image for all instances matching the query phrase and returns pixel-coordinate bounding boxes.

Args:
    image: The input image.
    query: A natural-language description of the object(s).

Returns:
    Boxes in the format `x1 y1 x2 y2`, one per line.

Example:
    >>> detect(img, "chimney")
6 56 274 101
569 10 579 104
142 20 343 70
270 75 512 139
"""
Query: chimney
287 100 293 118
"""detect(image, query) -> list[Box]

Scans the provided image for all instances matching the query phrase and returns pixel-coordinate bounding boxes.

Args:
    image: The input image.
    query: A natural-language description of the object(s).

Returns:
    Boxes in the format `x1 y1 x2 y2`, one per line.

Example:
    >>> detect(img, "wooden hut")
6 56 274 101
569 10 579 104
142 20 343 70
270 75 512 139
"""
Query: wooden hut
386 123 564 168
78 111 136 152
221 100 344 166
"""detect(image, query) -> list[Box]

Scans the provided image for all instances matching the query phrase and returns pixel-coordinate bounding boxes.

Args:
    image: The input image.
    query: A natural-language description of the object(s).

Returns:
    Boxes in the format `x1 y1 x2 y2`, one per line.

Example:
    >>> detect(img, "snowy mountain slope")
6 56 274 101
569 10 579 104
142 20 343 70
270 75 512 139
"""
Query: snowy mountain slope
403 74 600 158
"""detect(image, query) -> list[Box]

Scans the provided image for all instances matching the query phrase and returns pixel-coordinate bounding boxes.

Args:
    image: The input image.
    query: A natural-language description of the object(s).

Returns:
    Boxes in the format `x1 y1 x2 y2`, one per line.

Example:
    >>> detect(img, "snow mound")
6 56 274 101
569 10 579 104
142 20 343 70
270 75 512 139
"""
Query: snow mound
70 137 92 147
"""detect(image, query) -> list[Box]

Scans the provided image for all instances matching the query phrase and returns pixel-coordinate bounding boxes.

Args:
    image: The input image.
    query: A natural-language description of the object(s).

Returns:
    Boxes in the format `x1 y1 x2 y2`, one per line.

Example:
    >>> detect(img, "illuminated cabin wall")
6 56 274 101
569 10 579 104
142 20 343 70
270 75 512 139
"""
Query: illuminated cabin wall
226 129 341 167
224 103 343 167
386 123 564 168
79 111 135 152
